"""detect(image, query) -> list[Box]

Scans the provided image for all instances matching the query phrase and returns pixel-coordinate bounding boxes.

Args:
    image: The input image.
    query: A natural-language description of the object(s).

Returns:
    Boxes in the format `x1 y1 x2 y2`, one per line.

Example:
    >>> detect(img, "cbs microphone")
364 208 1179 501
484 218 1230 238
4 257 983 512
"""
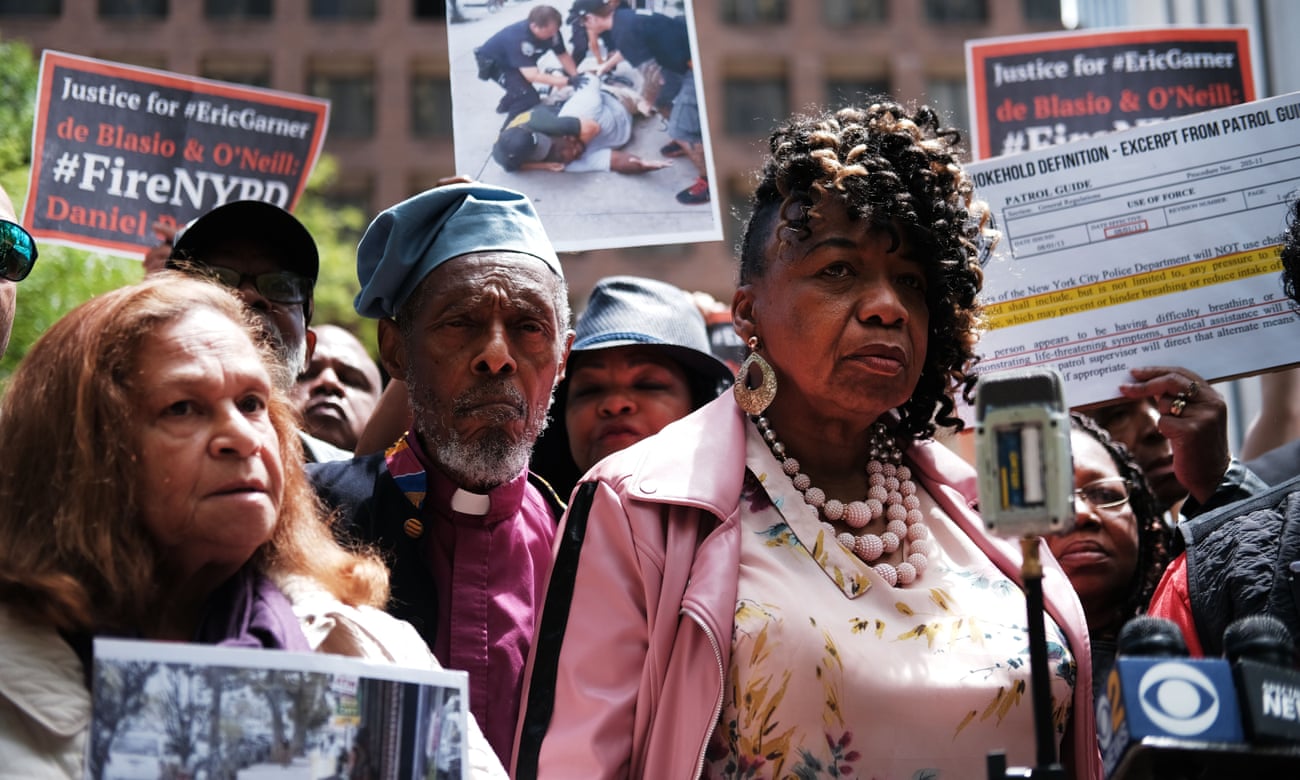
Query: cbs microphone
1096 615 1244 778
1224 613 1300 743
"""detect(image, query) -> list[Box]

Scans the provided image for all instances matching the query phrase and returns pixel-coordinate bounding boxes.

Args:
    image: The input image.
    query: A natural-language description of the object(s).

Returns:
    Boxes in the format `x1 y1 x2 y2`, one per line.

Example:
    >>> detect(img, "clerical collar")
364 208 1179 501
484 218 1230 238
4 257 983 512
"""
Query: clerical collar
385 431 526 521
450 488 492 516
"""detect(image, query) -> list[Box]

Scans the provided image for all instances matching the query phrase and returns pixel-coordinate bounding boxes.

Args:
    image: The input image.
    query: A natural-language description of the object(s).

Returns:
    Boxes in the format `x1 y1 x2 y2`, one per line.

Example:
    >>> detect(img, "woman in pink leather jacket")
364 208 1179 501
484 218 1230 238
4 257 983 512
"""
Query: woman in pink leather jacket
514 102 1101 780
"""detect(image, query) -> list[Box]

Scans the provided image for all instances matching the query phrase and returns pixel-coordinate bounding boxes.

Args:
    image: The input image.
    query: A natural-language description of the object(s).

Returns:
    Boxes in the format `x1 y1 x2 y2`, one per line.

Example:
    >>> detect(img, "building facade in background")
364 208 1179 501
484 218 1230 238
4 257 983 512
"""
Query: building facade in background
1073 0 1297 95
0 0 1063 300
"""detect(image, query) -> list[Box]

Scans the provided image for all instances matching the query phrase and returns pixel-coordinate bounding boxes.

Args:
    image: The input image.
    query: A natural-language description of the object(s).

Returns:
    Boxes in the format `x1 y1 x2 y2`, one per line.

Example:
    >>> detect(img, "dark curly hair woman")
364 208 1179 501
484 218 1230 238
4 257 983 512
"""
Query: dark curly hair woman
513 102 1103 780
739 101 987 441
1049 413 1173 699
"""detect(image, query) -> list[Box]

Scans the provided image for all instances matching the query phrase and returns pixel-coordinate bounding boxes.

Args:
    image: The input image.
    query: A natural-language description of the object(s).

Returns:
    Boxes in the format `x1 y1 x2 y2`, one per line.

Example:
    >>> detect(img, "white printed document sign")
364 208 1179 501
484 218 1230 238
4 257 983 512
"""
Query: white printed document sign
967 92 1300 408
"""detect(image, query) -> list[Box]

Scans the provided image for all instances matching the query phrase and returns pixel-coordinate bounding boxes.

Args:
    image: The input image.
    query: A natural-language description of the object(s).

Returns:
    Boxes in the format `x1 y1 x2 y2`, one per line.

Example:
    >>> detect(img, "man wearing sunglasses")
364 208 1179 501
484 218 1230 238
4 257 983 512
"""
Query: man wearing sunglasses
0 183 37 358
166 199 348 462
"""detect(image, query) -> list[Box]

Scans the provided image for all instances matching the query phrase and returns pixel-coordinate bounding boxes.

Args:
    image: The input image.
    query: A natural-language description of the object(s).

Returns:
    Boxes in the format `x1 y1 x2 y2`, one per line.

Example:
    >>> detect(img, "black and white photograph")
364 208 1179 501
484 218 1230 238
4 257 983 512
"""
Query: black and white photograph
89 639 468 780
446 0 722 251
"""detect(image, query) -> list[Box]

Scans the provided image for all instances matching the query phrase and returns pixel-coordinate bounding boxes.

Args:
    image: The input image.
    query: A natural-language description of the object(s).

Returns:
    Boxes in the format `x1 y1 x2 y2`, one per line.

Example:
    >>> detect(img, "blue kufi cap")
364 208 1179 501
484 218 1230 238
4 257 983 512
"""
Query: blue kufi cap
354 182 563 319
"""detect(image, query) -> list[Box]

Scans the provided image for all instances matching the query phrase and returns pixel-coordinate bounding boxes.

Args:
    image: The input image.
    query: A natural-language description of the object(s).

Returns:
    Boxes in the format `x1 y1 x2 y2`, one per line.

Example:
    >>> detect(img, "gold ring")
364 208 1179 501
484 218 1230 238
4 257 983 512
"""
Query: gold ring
1170 397 1187 417
1186 381 1199 399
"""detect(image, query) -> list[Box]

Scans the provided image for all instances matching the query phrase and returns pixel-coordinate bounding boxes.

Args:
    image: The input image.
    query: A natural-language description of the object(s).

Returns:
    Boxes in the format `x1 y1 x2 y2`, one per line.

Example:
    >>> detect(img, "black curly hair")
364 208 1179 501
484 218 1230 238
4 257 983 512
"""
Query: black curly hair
1281 197 1300 307
1069 412 1173 626
738 100 993 442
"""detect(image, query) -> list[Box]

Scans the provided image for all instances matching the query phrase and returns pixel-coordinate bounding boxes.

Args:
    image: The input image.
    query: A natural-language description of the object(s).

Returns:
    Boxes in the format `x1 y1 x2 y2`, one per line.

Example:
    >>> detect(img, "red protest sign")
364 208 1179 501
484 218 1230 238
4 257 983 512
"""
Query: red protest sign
23 51 329 258
966 27 1255 161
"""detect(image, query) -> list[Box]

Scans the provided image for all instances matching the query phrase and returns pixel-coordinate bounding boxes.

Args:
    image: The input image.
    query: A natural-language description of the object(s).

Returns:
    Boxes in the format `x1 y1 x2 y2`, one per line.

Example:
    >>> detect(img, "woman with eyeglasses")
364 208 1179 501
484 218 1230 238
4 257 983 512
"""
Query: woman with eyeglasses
1047 413 1173 698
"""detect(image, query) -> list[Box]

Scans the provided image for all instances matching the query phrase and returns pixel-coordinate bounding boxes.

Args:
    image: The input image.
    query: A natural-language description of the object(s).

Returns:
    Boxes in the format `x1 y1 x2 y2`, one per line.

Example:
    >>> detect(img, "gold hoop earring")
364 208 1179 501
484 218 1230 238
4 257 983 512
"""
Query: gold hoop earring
733 336 777 416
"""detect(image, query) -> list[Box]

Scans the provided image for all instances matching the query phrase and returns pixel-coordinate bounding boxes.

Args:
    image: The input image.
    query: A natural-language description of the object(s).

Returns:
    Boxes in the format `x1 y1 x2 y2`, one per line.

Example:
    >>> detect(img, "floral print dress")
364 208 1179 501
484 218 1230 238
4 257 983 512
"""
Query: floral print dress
703 424 1076 780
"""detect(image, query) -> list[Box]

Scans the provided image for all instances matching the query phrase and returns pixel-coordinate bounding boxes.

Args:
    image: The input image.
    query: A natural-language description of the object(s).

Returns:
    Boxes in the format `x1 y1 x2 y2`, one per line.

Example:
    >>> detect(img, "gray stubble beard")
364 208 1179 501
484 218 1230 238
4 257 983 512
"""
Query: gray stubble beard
408 376 555 492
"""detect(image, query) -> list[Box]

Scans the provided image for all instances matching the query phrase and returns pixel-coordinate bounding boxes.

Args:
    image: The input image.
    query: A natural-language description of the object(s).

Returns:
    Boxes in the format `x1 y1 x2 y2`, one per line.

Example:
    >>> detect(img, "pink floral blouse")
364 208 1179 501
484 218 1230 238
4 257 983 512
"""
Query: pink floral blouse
703 423 1076 779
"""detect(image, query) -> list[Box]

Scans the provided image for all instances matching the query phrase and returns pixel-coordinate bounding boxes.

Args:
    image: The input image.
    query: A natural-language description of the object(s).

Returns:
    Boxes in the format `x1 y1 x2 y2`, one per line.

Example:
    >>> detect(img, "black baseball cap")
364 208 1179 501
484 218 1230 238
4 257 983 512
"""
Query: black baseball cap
492 126 554 172
566 0 606 26
170 200 319 284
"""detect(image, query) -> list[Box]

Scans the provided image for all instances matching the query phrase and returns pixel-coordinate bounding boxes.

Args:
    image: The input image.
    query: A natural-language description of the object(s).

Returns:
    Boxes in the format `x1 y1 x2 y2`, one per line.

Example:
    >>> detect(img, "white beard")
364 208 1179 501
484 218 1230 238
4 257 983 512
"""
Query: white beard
251 310 307 394
408 376 554 492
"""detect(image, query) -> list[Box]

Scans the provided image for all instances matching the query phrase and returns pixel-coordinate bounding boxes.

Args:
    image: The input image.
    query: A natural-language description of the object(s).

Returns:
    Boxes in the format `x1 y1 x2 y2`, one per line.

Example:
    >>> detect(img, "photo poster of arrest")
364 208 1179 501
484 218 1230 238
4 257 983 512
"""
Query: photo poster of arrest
965 26 1257 161
24 50 329 258
446 0 723 253
89 638 470 780
964 91 1300 411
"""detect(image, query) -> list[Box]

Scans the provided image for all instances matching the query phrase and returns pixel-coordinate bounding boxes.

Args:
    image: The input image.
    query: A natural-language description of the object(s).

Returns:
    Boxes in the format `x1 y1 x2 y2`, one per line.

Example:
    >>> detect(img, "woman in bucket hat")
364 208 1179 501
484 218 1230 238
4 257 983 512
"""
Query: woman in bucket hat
529 275 732 496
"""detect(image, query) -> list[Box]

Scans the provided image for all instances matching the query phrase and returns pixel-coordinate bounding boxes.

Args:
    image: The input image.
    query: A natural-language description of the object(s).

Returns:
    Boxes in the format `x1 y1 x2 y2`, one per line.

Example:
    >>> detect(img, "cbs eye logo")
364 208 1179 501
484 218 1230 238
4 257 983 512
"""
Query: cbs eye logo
1136 661 1222 736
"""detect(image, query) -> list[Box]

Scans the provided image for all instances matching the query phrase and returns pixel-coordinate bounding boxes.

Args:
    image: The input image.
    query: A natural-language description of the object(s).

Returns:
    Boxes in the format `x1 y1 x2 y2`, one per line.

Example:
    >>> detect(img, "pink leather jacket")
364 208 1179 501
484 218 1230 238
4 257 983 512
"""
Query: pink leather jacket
513 394 1101 780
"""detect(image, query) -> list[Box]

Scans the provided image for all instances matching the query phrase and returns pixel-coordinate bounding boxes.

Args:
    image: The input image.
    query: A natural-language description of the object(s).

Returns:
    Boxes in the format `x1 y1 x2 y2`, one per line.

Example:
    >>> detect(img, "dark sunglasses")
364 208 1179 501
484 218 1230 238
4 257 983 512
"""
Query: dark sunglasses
201 264 312 305
0 219 38 282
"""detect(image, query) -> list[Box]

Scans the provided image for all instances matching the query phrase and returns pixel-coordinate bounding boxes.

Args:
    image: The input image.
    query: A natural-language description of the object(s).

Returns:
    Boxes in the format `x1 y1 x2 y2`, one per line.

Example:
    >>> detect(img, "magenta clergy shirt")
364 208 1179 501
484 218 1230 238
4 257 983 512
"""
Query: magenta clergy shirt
396 434 557 765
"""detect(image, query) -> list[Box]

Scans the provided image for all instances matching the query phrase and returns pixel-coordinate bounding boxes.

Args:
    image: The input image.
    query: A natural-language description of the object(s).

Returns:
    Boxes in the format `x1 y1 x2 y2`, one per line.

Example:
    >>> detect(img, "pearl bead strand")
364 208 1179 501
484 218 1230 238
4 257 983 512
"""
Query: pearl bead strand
754 416 931 586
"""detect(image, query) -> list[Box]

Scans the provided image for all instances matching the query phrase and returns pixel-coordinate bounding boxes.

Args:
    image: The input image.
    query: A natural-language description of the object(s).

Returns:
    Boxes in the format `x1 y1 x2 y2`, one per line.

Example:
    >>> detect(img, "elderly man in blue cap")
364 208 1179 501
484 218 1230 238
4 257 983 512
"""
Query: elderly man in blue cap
309 182 573 766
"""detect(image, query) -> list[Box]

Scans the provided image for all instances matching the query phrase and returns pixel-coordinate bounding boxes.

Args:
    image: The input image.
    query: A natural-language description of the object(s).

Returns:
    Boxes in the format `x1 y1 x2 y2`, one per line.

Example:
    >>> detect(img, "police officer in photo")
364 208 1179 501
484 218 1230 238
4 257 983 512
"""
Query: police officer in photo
475 5 580 118
568 0 710 204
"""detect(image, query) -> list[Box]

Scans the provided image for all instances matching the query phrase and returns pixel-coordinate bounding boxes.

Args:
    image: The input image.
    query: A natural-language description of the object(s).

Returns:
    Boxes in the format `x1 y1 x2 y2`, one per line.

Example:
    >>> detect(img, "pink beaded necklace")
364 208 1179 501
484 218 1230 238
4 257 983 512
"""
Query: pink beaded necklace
754 416 932 587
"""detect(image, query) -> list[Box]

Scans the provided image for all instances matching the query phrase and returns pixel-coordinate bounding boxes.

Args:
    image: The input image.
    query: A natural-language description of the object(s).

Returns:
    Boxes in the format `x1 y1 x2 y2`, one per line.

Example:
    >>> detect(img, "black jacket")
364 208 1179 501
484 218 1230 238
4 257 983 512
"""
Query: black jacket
308 453 566 649
1177 474 1300 655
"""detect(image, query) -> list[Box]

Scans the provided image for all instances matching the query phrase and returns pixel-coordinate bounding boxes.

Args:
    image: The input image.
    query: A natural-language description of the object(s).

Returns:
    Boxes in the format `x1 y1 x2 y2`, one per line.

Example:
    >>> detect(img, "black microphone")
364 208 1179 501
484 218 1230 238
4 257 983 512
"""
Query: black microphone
1097 616 1245 778
1117 615 1189 657
1224 614 1300 743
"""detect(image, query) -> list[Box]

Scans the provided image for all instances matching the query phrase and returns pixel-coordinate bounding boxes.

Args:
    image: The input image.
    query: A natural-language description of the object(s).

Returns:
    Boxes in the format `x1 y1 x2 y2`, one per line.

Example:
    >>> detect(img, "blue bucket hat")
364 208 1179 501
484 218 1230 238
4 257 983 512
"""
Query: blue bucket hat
354 182 562 319
527 275 733 496
571 275 733 386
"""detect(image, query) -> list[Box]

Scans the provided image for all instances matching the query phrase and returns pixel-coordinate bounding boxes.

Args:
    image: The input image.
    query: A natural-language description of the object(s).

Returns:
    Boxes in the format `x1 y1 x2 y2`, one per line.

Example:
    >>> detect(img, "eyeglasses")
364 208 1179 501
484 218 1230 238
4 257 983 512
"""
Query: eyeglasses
202 264 312 305
1073 477 1131 512
0 219 38 282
